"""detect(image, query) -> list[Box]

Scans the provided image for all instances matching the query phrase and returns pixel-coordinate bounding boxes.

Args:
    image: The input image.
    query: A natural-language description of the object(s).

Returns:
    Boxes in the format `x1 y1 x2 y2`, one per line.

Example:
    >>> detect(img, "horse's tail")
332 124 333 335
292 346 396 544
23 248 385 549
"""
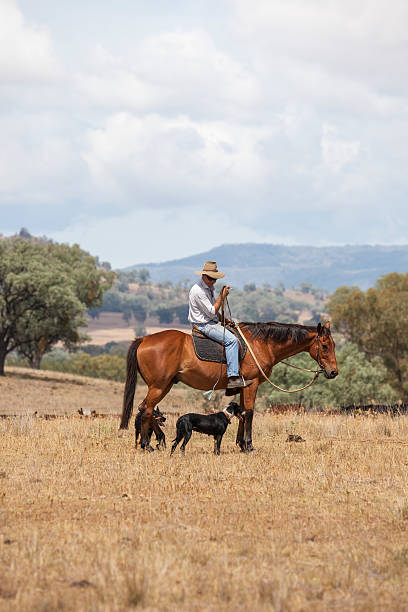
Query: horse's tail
119 337 143 429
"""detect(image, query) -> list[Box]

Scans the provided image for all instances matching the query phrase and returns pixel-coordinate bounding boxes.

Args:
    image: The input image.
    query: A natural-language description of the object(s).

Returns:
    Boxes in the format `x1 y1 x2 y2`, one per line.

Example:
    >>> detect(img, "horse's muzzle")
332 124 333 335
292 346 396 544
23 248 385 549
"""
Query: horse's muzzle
325 370 338 379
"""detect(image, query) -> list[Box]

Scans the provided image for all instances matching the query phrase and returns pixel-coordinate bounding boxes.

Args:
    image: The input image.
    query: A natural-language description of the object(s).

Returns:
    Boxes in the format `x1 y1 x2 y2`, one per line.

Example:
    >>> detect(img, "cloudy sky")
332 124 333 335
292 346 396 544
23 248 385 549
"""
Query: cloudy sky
1 0 407 268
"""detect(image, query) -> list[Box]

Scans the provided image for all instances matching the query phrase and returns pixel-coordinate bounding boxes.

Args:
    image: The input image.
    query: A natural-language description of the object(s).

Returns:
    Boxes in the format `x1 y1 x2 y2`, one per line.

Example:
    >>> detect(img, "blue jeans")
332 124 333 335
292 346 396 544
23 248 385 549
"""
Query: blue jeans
195 321 239 378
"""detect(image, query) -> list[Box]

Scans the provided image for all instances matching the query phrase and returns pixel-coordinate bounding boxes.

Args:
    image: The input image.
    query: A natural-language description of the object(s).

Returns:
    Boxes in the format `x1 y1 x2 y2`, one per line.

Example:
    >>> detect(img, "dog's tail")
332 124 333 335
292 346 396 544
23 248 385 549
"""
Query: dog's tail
119 337 143 429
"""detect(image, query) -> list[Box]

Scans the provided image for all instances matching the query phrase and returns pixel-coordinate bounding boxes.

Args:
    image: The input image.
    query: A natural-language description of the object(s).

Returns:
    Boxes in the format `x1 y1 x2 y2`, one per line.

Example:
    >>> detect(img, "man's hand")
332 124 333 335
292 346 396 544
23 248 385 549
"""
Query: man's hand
214 285 231 315
225 317 235 327
221 285 230 299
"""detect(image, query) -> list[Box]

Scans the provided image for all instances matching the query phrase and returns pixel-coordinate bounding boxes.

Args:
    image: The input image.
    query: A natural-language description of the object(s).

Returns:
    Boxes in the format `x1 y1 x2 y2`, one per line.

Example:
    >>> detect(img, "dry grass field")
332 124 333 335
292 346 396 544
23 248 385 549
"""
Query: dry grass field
1 368 408 611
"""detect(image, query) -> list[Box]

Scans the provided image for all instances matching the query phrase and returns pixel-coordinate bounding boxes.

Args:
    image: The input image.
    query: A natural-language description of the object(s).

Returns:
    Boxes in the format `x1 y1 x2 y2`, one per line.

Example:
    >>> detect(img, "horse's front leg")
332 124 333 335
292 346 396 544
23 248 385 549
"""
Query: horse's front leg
236 389 245 449
243 410 254 452
237 384 258 452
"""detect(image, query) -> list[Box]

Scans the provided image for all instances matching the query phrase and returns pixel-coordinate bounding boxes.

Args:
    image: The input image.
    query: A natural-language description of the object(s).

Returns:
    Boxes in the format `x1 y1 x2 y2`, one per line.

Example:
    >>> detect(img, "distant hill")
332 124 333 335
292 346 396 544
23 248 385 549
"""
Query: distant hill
126 244 408 292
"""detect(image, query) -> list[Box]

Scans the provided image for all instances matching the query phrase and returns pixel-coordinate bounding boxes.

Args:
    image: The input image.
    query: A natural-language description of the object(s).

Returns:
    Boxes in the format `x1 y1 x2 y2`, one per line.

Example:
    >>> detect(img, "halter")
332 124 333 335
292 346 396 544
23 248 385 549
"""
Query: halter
313 333 325 373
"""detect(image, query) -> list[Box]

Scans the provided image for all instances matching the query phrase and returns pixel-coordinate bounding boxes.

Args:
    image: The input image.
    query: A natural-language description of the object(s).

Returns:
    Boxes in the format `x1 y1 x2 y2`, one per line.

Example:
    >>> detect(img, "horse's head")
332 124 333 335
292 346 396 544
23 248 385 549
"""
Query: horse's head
311 321 338 379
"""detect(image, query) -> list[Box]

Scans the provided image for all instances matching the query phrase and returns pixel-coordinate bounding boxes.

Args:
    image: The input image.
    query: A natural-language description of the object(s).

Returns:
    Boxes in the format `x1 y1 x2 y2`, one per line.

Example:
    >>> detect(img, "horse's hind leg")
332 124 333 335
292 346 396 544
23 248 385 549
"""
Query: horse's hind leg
139 384 173 451
135 410 143 447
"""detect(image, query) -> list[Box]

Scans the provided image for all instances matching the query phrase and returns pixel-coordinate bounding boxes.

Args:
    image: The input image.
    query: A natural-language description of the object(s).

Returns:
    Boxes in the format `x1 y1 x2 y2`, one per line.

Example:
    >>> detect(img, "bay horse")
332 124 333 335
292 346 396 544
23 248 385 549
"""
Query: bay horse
119 321 338 452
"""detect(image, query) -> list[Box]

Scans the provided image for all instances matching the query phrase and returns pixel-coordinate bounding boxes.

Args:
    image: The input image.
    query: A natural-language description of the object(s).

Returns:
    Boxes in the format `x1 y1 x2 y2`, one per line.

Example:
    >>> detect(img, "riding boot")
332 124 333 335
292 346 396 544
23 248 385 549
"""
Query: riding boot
225 376 254 396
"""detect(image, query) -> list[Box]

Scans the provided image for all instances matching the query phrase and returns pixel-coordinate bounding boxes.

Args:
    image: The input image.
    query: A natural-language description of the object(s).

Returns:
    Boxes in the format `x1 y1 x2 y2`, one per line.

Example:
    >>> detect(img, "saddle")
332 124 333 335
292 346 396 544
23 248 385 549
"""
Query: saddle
191 325 247 364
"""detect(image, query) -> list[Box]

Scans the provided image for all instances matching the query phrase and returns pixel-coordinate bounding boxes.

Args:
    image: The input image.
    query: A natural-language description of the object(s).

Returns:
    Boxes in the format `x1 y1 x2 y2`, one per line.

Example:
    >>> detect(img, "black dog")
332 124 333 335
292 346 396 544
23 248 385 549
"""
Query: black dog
171 401 244 455
135 406 166 450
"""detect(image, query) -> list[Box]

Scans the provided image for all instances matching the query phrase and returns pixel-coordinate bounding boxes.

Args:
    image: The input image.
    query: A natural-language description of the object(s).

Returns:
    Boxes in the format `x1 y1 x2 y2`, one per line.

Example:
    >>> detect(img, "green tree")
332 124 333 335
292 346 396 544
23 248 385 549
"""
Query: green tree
173 304 189 324
98 290 123 313
300 282 313 294
138 268 150 283
131 296 149 323
0 238 114 374
59 352 126 381
327 273 408 395
121 297 133 324
156 305 174 324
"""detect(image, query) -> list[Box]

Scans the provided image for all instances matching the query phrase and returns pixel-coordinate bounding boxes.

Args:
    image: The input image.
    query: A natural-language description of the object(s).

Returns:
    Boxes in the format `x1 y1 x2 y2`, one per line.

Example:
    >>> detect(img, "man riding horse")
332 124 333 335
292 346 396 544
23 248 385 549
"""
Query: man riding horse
119 261 338 452
188 261 254 391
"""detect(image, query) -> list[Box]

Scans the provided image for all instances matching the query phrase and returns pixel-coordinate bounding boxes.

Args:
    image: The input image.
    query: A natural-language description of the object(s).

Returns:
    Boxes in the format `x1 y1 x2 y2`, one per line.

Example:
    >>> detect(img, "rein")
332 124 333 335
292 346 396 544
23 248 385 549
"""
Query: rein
234 324 322 393
202 288 227 401
223 294 323 394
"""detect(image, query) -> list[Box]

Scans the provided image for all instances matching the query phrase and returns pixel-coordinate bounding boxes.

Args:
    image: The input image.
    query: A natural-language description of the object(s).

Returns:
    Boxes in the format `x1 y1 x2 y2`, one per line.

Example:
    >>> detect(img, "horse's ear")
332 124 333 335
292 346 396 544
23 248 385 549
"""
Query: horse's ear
317 322 322 335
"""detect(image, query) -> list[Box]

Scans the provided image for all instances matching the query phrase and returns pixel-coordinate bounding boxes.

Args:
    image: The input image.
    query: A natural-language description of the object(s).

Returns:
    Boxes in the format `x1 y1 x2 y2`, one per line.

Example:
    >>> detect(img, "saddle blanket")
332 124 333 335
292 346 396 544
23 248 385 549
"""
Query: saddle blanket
192 326 247 364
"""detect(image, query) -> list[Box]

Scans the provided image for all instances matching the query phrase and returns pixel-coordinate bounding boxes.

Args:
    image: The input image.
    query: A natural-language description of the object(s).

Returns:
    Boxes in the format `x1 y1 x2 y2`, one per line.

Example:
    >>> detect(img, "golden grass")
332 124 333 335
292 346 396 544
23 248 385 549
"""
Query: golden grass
1 370 408 610
0 367 188 417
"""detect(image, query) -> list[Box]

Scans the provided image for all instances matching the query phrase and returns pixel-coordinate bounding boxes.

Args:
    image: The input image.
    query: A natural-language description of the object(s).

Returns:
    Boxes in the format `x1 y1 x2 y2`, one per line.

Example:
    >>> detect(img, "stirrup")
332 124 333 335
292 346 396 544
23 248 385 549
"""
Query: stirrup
225 376 253 396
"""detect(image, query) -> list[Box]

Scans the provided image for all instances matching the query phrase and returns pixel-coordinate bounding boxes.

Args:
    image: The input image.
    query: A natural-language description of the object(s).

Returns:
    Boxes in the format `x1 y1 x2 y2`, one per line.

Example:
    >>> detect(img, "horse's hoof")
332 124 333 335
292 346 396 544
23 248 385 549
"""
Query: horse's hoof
142 445 155 453
240 444 255 453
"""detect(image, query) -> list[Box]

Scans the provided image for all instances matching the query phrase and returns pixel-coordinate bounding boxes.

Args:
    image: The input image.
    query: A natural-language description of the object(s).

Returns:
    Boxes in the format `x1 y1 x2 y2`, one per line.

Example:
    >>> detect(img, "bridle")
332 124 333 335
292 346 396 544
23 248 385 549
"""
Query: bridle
313 333 326 374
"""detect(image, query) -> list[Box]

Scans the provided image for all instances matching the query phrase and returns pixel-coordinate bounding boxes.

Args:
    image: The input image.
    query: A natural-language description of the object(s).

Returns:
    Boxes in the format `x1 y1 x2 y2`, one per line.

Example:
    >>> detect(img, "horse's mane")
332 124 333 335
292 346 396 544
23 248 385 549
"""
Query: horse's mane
239 321 316 344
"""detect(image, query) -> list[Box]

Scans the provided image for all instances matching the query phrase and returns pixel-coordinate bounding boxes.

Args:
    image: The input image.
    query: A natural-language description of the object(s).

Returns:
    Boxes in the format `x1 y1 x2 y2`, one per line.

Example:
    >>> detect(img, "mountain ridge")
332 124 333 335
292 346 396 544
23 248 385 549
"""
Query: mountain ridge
128 243 408 292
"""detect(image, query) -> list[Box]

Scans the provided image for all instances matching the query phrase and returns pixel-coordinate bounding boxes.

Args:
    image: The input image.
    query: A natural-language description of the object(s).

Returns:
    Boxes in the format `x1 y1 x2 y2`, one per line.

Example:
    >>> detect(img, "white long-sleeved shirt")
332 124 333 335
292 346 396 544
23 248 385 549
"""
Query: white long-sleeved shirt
188 279 218 325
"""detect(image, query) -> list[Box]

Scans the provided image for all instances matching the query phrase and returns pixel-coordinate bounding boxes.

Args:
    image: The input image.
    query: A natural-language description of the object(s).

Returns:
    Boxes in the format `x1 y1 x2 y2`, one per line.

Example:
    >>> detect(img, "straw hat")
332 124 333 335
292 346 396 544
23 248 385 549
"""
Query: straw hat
195 261 225 279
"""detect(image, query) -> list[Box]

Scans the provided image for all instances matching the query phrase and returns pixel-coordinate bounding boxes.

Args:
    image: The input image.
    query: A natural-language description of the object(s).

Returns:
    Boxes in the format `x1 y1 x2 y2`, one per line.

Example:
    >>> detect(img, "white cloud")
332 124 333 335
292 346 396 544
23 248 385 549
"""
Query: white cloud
0 0 60 82
0 112 85 205
321 125 360 173
136 29 260 116
1 1 408 265
81 112 270 210
230 0 408 112
75 29 260 119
